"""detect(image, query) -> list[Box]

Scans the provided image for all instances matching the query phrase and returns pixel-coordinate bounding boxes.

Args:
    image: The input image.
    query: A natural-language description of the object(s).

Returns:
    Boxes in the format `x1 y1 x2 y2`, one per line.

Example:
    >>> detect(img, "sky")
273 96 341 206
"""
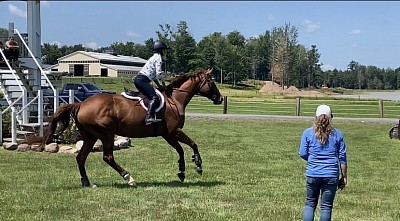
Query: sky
1 1 399 71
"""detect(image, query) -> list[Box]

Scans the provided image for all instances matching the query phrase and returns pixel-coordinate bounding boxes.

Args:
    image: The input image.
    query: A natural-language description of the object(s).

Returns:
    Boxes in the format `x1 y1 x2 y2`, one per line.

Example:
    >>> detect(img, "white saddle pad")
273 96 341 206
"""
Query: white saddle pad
121 89 165 112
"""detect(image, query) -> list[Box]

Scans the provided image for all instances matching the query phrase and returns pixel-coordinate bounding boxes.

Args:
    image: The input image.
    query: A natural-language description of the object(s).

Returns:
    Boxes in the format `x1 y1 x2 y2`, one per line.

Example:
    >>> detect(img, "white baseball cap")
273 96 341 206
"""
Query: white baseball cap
316 104 333 118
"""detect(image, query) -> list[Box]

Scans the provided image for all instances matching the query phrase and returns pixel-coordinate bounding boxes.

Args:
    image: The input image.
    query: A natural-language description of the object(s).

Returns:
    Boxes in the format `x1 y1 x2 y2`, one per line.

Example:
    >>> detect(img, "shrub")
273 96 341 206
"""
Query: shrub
1 109 11 138
55 122 81 144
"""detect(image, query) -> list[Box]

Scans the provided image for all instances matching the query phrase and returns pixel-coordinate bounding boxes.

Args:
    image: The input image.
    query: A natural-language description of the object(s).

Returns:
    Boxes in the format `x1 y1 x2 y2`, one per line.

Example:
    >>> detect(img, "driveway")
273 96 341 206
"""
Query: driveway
186 113 399 124
331 91 400 101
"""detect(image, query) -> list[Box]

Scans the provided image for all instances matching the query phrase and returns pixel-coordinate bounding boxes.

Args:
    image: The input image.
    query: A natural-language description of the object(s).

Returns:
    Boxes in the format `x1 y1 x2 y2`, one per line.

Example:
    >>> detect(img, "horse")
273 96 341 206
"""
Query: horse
39 68 223 188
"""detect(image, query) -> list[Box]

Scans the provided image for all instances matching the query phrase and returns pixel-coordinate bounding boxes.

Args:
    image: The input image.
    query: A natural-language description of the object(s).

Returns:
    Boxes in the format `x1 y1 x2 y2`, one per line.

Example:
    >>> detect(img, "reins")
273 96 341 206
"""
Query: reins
171 77 209 96
172 88 198 95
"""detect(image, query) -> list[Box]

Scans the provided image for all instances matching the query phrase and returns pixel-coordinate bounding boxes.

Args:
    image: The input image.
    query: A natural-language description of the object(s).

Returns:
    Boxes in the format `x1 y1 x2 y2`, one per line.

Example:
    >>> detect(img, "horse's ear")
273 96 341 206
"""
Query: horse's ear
205 68 213 75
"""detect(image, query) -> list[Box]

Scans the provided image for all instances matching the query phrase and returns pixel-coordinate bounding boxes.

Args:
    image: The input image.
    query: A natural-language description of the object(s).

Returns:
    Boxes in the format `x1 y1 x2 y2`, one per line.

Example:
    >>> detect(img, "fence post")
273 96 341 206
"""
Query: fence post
378 100 384 118
69 90 75 104
11 111 16 144
295 97 301 116
223 96 228 114
0 113 3 146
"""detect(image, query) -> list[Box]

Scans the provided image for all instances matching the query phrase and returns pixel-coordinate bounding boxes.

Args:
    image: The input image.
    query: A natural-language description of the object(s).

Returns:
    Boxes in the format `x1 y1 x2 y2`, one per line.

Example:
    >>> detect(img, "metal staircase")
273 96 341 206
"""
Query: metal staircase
0 29 58 144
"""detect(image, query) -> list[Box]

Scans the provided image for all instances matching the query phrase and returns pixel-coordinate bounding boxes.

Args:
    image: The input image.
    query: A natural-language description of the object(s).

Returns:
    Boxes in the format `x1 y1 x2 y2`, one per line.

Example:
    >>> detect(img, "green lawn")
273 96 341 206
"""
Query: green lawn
1 119 400 221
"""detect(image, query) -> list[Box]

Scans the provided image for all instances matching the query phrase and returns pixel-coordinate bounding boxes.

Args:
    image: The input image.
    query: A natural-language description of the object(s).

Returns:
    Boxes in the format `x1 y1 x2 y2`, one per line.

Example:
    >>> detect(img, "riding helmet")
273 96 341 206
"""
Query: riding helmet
153 41 169 52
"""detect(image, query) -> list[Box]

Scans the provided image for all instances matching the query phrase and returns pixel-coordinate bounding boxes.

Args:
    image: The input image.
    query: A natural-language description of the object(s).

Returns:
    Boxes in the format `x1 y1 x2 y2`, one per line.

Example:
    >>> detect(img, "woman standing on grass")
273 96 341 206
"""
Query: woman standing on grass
299 104 348 221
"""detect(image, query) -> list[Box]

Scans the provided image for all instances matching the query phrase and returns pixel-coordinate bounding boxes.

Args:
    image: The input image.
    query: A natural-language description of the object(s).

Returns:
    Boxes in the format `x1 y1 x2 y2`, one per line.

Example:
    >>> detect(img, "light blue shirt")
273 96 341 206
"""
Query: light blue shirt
139 53 164 81
299 127 347 178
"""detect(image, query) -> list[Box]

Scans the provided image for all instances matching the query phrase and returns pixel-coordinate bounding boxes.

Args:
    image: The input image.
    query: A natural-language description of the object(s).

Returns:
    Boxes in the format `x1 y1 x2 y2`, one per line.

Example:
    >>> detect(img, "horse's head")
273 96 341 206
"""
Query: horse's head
197 68 223 105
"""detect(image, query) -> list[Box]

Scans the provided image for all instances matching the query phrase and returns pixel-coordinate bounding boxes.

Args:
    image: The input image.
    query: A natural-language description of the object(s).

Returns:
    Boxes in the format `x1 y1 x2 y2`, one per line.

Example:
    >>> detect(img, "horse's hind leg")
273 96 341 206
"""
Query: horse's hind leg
162 136 186 182
101 136 136 187
76 136 97 187
174 128 203 175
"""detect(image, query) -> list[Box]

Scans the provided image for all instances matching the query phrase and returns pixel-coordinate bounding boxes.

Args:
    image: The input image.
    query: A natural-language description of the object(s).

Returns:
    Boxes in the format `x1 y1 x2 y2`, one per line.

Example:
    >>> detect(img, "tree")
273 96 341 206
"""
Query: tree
225 31 247 86
270 23 299 88
256 31 272 81
307 45 321 87
294 44 308 87
132 38 153 59
245 37 260 83
0 28 7 35
172 21 197 73
156 23 175 74
42 43 62 65
198 32 228 82
109 41 135 56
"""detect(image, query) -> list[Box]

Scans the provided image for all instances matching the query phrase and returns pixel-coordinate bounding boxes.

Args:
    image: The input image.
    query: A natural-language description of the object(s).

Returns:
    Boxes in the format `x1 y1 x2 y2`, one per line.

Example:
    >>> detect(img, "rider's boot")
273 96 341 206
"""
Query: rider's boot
145 96 161 125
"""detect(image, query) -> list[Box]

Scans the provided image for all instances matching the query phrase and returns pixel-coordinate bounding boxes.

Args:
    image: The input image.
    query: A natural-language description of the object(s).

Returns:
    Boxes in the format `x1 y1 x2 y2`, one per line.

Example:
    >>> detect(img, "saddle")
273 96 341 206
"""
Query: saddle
122 87 165 112
124 87 147 100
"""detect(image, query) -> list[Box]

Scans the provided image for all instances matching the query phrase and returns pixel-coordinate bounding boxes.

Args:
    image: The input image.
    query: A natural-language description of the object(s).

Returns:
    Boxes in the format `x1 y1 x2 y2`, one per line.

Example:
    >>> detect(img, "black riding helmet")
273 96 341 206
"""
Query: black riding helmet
153 41 169 53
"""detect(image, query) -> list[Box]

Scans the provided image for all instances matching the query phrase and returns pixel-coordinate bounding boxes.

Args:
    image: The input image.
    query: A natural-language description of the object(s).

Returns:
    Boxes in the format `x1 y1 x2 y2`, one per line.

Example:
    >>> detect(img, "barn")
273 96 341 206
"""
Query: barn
44 51 147 77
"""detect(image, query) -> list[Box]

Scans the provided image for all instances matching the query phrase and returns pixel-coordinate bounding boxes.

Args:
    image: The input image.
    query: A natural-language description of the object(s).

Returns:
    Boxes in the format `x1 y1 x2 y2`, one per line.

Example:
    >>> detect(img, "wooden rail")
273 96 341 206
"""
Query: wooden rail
186 97 399 118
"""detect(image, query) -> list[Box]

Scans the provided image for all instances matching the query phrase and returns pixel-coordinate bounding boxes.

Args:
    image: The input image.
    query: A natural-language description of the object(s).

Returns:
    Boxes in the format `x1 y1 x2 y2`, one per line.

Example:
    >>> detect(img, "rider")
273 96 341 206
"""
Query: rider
133 40 169 125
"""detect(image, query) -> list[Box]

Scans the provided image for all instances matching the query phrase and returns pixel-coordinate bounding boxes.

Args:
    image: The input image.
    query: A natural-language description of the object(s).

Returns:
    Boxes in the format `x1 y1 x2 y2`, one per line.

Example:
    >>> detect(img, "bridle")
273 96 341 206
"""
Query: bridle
171 77 218 100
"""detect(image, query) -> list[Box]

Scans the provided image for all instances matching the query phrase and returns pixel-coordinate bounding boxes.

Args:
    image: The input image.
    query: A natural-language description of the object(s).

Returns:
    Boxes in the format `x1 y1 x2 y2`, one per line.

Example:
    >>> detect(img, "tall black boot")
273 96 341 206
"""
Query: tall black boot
145 96 161 125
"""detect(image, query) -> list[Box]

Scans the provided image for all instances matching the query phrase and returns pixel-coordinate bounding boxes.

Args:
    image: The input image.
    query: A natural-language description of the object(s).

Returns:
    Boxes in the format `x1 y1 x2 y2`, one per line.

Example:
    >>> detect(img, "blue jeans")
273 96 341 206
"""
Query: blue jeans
134 74 156 99
303 176 338 221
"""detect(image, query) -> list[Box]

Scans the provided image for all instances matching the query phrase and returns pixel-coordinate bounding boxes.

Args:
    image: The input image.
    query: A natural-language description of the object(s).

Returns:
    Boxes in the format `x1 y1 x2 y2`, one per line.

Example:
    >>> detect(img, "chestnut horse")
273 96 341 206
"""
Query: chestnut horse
40 68 223 187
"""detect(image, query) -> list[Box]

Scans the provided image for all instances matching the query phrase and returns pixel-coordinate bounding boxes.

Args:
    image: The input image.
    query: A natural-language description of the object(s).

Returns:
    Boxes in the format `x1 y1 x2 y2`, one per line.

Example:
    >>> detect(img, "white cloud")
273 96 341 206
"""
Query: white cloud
350 29 361 35
85 42 98 50
126 30 140 38
8 4 27 19
321 64 335 71
267 15 275 22
302 19 320 33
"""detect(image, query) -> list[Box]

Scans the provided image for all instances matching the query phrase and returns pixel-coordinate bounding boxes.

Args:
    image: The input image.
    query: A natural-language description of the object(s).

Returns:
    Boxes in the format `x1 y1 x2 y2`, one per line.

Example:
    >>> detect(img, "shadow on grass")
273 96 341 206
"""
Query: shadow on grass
113 180 225 188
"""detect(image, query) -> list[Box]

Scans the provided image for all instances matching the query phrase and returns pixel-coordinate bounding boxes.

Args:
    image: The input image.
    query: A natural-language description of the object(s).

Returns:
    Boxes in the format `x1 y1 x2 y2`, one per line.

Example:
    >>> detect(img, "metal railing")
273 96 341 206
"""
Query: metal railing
14 29 58 114
0 28 59 144
0 49 28 123
0 90 43 144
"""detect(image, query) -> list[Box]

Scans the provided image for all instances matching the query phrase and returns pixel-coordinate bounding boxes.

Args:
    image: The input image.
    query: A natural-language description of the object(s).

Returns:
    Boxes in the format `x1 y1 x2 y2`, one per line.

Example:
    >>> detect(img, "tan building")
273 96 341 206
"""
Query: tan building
45 51 147 77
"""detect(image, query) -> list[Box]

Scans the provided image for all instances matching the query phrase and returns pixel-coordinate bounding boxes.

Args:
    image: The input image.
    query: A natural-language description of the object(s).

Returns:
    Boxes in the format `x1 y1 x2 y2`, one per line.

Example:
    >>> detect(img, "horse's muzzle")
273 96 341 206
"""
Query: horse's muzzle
213 96 223 105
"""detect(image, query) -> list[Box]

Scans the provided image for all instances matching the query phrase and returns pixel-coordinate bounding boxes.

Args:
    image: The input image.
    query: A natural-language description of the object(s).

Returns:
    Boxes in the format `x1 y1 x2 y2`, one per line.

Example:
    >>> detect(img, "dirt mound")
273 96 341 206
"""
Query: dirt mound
285 86 299 92
259 81 283 93
259 82 325 97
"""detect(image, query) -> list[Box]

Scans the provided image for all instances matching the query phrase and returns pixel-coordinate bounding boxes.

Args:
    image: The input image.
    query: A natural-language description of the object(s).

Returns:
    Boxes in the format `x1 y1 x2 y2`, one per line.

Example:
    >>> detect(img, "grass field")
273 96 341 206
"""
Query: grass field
1 119 400 221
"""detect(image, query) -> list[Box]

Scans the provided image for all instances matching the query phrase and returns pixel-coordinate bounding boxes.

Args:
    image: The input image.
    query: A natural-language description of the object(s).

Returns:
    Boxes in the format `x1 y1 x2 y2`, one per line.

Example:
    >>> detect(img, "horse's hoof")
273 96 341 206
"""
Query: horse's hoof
128 181 137 188
81 177 92 187
196 167 203 175
83 184 98 188
177 172 185 182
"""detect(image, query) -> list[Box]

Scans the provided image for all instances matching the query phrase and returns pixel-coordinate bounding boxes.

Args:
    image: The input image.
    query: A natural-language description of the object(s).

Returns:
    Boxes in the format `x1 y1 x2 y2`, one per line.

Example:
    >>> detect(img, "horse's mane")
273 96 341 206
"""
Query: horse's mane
168 70 205 88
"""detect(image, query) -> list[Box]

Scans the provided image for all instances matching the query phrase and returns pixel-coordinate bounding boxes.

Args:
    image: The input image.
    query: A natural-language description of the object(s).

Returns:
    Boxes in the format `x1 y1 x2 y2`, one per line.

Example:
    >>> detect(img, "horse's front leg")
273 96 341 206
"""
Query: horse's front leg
175 128 203 175
162 136 186 182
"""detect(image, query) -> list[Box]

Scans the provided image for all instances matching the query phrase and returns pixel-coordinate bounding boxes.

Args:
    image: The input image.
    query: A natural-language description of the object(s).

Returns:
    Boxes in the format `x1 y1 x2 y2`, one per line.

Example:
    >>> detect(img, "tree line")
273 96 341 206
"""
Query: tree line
3 21 399 90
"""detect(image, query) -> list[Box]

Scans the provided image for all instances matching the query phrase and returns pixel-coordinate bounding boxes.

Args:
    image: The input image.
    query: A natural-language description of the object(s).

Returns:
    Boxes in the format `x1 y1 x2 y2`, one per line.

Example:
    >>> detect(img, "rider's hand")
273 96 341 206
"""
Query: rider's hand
157 85 166 91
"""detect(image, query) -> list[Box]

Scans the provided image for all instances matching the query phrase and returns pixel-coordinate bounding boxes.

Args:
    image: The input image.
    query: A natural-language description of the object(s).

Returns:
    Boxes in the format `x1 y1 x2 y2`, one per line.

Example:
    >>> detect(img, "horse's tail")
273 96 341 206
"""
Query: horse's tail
26 103 81 147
